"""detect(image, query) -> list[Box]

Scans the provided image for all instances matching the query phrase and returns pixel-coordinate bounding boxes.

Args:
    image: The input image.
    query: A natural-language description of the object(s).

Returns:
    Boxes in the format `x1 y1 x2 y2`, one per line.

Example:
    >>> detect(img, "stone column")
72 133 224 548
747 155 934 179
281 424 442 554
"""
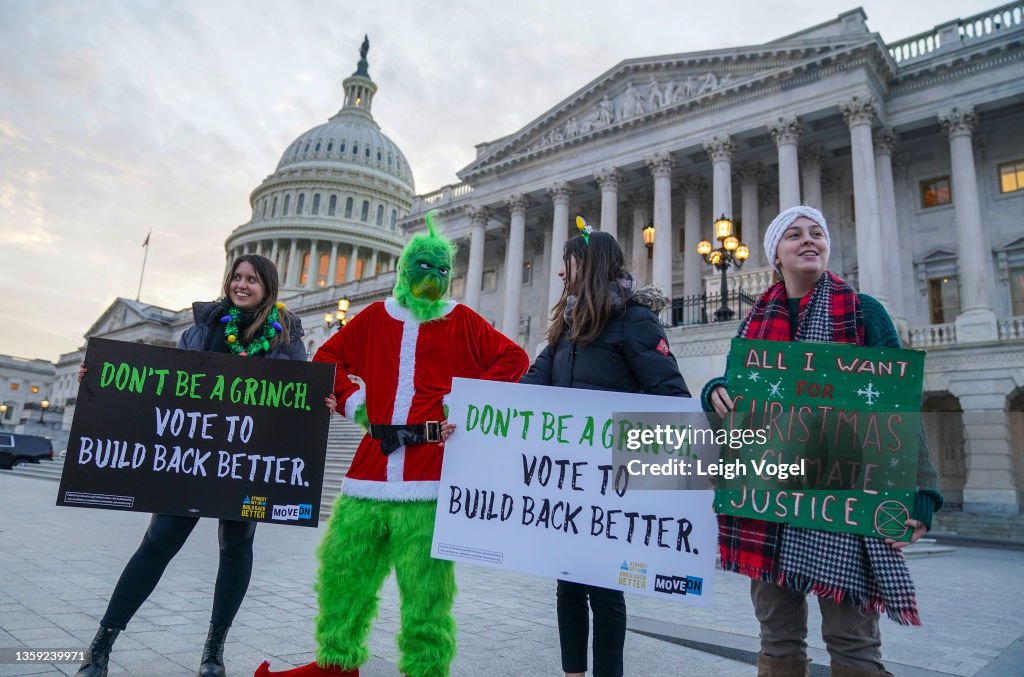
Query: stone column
839 96 887 305
646 152 676 321
327 242 339 286
939 106 998 342
502 194 529 337
737 162 763 267
629 190 651 284
306 240 318 289
223 250 233 283
546 183 572 312
873 128 905 323
956 387 1022 515
769 117 802 209
270 240 280 271
595 168 622 233
465 206 489 311
800 145 825 211
681 175 705 298
368 250 378 278
704 135 735 222
286 239 299 287
345 245 358 283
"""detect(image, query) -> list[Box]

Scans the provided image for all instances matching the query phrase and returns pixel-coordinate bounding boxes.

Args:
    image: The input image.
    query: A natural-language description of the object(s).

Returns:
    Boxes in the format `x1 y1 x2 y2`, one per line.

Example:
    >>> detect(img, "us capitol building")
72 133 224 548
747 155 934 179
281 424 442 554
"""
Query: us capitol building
4 5 1024 526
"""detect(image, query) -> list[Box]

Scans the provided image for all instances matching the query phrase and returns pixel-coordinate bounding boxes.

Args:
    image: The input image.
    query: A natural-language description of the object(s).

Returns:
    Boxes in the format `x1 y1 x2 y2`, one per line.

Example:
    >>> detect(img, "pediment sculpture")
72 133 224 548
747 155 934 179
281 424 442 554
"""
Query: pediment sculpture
526 71 734 153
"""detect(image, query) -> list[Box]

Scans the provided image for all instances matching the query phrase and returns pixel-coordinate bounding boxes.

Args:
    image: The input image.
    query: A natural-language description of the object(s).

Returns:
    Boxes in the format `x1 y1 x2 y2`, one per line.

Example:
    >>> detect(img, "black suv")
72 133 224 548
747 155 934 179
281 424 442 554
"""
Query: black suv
0 433 54 469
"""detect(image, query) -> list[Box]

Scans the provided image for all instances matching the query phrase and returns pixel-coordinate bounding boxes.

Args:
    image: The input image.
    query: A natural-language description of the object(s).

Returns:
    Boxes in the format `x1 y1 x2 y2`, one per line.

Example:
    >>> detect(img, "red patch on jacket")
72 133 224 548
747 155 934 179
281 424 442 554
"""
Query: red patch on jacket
655 338 670 356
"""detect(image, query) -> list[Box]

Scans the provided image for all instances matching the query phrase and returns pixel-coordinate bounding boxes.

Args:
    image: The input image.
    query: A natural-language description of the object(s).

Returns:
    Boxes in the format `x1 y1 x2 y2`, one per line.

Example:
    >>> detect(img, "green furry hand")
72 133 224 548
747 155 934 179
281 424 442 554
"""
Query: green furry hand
354 403 369 432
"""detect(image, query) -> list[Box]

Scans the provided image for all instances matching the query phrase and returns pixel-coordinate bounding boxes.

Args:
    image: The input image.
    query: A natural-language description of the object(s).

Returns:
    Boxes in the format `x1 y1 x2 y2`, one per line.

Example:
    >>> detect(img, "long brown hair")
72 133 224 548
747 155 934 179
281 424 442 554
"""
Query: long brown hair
546 231 627 345
221 254 291 348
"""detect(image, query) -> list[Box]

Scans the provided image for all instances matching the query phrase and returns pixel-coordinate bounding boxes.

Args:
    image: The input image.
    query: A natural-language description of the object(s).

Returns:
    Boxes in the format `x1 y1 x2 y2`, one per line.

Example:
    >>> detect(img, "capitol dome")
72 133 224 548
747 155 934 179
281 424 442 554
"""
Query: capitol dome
226 36 414 294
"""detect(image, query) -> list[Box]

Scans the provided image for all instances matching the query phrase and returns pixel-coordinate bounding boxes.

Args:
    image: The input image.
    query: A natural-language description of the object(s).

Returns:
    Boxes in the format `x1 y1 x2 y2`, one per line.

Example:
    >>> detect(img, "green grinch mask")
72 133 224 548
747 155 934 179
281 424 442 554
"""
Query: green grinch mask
394 210 456 322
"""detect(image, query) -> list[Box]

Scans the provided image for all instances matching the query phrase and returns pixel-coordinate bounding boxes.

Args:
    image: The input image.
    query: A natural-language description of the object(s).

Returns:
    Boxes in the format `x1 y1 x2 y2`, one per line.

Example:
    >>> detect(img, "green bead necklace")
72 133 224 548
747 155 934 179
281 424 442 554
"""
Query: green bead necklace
221 302 284 357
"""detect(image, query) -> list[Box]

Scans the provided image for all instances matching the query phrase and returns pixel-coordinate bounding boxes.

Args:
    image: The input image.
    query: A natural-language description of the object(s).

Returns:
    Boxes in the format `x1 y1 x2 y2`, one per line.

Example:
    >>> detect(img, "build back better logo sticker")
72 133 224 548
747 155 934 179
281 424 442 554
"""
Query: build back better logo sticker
58 338 334 527
715 339 925 541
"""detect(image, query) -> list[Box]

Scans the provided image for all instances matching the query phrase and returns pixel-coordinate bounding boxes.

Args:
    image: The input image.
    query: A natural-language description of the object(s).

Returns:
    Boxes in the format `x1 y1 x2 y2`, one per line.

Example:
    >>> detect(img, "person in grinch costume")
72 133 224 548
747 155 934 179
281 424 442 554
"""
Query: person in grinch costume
256 213 529 677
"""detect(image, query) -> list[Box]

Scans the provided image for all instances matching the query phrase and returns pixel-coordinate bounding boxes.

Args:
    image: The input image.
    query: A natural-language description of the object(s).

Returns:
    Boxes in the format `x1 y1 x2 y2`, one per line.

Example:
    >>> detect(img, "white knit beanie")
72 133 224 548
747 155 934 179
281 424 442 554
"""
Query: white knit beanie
763 205 830 270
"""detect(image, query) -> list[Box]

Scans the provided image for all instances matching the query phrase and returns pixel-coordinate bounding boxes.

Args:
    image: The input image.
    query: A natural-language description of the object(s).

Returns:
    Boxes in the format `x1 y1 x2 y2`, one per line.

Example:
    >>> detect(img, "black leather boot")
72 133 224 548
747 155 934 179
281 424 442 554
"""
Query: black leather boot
75 625 120 677
198 623 230 677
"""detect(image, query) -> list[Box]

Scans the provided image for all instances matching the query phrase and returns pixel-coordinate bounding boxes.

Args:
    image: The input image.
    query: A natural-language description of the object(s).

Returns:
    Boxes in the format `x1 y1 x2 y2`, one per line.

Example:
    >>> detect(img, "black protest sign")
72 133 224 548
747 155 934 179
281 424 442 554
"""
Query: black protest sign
57 338 335 527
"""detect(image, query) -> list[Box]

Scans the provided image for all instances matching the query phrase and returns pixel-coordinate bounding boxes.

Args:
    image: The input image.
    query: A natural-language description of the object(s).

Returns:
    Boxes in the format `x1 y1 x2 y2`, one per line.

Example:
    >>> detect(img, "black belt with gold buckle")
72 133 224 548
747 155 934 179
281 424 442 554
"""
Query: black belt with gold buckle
369 422 441 455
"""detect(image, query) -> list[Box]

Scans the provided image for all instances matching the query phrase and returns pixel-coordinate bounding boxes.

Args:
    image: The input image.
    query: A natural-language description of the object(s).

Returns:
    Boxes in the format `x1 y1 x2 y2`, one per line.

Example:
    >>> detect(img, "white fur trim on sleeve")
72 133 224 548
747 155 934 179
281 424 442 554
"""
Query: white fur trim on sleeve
344 390 366 421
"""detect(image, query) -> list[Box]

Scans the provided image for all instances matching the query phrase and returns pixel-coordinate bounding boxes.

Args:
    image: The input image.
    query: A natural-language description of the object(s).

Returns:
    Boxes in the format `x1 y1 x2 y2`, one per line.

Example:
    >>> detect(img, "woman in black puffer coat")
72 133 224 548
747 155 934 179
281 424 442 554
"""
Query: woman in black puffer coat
520 229 690 677
76 255 321 677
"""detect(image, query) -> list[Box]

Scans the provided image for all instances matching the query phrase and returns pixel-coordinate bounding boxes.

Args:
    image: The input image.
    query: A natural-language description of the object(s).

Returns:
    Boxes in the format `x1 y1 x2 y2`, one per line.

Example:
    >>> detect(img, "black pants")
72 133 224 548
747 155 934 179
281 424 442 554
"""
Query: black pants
556 579 626 676
101 514 257 630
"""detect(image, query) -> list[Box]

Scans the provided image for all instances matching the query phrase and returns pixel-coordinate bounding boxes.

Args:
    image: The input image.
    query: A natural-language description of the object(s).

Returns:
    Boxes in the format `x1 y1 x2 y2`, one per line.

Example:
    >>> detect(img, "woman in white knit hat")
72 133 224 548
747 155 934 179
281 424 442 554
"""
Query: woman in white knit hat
700 205 943 677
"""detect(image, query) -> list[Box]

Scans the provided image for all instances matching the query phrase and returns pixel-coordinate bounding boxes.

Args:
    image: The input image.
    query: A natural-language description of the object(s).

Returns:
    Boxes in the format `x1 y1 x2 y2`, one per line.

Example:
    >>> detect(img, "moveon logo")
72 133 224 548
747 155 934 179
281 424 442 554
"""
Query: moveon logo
271 503 313 521
653 574 703 596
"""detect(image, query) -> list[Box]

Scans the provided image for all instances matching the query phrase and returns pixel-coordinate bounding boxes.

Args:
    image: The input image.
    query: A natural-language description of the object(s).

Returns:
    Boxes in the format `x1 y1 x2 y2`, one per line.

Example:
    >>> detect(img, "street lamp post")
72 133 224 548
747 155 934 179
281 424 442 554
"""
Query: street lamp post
697 214 750 321
39 399 49 424
324 297 352 331
642 222 655 260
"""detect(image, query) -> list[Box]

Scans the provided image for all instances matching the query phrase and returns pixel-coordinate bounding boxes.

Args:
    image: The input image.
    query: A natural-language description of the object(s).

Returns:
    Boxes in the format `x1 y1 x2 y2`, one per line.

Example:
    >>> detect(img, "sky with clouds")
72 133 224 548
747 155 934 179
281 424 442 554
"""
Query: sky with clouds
0 0 1000 361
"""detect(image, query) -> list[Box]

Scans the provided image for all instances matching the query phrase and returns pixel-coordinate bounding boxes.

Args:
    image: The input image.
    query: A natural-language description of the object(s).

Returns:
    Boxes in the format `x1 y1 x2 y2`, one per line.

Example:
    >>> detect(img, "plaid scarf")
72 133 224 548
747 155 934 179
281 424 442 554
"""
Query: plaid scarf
719 271 921 625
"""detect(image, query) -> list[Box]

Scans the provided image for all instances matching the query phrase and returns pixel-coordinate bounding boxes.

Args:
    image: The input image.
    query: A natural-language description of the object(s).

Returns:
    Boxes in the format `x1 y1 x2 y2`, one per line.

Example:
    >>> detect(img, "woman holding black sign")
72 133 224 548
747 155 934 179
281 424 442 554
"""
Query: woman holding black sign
520 220 690 677
76 254 321 677
702 206 942 677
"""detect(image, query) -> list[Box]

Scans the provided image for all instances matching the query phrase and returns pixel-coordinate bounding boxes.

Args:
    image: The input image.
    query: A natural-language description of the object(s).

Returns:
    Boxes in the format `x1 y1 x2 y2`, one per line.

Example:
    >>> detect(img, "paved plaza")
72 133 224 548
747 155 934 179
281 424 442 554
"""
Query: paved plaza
1 472 1022 677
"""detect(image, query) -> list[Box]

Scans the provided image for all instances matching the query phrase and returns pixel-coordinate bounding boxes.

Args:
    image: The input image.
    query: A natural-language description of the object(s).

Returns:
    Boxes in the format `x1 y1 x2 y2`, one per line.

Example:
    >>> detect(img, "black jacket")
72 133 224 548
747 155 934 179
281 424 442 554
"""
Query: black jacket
177 301 307 361
521 291 689 397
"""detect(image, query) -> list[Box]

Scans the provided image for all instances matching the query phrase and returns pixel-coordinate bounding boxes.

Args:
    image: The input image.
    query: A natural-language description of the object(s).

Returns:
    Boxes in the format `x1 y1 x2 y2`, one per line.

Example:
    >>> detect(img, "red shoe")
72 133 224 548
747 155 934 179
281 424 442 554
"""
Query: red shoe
254 660 357 677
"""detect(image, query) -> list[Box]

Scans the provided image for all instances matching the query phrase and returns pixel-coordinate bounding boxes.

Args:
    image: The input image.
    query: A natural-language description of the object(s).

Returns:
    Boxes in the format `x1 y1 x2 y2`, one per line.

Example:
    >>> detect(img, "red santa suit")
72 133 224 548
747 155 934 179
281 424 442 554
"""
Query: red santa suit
314 297 530 501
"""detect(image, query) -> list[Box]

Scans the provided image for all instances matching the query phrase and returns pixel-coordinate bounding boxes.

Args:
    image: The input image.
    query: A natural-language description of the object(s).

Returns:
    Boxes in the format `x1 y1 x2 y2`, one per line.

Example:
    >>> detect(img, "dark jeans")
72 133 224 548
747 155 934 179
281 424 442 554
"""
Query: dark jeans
556 579 625 677
101 514 257 630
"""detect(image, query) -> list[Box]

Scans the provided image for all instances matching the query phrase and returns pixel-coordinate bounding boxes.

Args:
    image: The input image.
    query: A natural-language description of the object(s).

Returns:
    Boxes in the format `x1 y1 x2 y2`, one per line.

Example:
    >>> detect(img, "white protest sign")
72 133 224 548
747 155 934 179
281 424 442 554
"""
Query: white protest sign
432 378 718 606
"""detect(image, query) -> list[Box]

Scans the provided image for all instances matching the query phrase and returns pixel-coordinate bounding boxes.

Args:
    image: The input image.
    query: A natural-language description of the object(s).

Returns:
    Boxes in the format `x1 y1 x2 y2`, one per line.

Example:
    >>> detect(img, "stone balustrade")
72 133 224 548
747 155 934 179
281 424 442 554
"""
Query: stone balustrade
909 323 957 347
413 182 474 212
998 316 1024 340
887 1 1023 65
702 266 774 298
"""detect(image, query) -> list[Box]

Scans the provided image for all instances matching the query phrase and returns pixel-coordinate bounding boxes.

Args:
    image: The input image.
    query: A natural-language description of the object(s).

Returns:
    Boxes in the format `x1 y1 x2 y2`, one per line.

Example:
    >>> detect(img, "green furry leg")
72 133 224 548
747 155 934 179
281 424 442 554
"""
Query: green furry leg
390 501 456 677
314 496 391 669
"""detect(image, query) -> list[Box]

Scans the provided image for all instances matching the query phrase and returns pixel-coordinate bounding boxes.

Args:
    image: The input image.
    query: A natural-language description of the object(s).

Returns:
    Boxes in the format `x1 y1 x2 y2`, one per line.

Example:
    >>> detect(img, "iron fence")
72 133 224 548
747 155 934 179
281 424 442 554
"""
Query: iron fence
670 291 757 327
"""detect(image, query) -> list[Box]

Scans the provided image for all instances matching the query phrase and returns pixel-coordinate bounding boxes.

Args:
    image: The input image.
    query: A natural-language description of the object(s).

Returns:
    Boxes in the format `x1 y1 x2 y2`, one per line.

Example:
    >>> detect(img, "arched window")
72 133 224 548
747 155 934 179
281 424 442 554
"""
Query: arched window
311 194 320 215
365 147 370 158
360 200 369 222
377 150 382 162
388 153 393 166
390 209 397 230
261 199 268 218
283 194 291 216
303 143 310 153
335 256 347 284
345 197 354 218
376 204 384 226
317 253 330 287
315 142 321 152
272 196 278 217
328 195 337 216
327 142 333 152
353 143 359 155
297 193 305 215
299 252 310 286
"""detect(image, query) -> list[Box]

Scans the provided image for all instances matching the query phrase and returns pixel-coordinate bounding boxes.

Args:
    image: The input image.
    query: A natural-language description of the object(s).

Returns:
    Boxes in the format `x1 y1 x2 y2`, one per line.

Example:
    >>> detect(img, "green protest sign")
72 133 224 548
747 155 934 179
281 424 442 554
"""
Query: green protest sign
714 338 925 541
